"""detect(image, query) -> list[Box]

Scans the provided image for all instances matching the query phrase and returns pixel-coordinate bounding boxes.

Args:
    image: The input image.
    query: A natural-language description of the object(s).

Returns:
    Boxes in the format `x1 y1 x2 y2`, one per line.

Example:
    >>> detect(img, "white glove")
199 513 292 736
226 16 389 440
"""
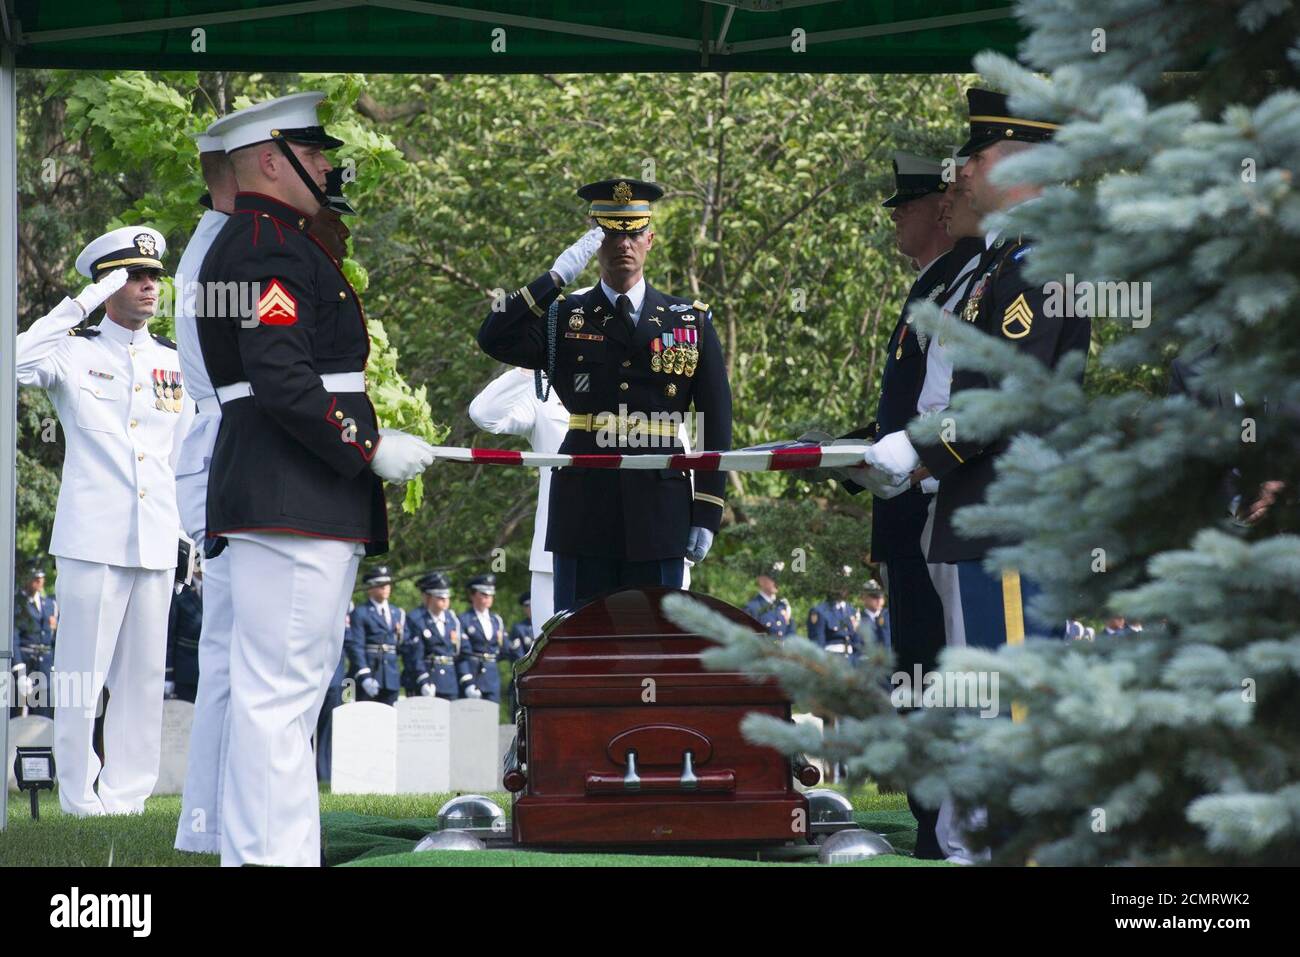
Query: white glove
685 526 714 564
14 664 32 699
420 683 435 697
73 267 129 316
841 463 909 498
465 684 483 699
863 430 920 482
163 680 176 698
550 226 605 286
361 677 380 697
920 476 940 495
371 428 435 483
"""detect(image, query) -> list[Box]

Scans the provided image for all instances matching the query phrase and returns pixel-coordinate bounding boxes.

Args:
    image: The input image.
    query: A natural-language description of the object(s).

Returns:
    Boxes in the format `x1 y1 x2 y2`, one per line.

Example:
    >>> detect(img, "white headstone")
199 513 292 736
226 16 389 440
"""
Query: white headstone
792 712 828 790
332 701 398 794
497 724 516 788
7 715 54 792
151 699 196 795
449 699 500 792
395 696 451 794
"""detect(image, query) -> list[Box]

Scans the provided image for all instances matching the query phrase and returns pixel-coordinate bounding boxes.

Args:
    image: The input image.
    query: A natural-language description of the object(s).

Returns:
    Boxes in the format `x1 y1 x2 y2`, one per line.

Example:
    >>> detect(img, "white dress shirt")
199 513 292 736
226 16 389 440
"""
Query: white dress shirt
17 303 193 569
599 276 646 325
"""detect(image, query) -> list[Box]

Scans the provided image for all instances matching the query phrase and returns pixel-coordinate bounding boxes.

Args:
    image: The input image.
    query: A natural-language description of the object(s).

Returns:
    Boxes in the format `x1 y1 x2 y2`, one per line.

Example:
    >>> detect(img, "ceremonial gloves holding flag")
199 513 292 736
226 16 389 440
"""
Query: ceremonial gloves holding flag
859 430 921 499
371 428 435 484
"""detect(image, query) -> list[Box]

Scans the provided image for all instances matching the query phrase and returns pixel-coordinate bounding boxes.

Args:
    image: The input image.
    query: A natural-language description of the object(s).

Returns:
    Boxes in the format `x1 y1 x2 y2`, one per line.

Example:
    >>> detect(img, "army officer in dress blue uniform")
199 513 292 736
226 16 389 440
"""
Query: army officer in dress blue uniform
12 566 57 718
346 565 405 706
478 178 733 612
457 574 506 702
743 562 796 640
403 572 460 700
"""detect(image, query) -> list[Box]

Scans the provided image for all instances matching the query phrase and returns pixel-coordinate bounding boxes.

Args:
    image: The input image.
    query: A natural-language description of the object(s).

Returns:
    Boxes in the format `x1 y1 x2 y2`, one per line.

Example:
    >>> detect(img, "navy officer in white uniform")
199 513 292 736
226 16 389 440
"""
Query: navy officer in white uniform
15 225 193 816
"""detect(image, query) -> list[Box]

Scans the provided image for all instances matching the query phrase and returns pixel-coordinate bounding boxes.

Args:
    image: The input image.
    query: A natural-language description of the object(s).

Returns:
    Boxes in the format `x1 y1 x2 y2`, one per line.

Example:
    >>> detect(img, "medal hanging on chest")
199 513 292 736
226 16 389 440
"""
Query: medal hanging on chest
962 275 989 324
650 338 663 373
153 369 166 410
683 327 699 377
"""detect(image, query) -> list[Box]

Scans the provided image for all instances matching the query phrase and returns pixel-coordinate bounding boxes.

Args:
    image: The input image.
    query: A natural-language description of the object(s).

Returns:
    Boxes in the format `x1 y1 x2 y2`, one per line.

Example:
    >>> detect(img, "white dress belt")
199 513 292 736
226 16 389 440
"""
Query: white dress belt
216 372 366 404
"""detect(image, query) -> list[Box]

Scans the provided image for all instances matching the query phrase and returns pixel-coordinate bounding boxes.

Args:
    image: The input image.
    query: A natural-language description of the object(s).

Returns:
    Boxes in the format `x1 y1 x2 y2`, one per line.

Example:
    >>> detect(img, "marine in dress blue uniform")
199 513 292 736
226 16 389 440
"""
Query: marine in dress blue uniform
478 179 733 611
11 566 57 718
166 574 203 702
456 574 506 703
742 562 796 640
346 565 404 706
403 572 461 700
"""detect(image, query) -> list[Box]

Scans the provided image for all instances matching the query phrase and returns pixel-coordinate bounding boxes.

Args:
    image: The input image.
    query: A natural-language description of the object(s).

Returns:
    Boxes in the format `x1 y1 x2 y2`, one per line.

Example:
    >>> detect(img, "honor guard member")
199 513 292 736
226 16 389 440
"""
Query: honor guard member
347 566 404 706
503 591 536 715
807 568 861 661
403 572 461 700
12 566 57 717
478 179 733 611
856 579 891 654
457 574 506 702
743 562 796 639
16 225 192 816
843 153 964 681
173 127 240 855
165 570 203 702
198 92 434 867
861 90 1091 651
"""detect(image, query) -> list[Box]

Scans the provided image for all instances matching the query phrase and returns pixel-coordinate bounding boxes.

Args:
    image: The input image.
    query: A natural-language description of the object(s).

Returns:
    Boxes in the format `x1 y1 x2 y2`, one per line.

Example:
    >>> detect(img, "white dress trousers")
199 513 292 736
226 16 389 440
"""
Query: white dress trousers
220 531 362 867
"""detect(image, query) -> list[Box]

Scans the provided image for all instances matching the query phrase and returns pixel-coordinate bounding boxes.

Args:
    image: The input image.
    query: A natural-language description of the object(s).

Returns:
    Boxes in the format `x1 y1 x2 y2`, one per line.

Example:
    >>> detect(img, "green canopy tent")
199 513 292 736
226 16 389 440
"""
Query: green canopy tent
0 0 1022 828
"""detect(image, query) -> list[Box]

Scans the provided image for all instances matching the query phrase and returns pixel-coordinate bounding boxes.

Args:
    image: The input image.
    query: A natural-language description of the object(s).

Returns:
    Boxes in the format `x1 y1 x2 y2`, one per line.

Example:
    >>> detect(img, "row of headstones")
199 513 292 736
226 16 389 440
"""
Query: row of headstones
6 697 515 795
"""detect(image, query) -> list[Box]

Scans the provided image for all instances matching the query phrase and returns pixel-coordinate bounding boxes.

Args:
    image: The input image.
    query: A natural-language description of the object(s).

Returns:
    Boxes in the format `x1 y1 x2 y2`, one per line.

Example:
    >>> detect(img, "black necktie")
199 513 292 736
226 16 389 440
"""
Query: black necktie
616 294 635 337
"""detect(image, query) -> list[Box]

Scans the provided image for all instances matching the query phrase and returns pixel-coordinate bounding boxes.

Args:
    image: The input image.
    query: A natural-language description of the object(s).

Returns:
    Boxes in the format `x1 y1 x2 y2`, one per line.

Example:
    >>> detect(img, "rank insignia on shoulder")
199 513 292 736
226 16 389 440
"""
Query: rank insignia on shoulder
1002 293 1034 339
691 299 709 313
69 327 101 338
257 278 298 326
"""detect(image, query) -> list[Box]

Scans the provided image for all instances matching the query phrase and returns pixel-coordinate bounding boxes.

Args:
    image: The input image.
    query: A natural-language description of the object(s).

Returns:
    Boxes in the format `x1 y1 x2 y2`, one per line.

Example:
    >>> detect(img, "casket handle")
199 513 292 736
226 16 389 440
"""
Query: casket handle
623 749 641 791
679 750 699 790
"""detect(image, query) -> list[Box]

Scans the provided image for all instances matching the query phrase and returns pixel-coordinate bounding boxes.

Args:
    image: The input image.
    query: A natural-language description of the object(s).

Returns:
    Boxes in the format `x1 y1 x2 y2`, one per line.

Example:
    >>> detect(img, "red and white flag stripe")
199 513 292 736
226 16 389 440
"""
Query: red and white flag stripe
429 443 870 473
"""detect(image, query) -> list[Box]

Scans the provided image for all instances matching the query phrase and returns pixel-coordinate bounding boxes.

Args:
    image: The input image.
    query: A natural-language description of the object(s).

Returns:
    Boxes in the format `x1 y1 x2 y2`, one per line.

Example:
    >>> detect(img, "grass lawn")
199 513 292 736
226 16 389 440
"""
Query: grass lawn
1 782 937 867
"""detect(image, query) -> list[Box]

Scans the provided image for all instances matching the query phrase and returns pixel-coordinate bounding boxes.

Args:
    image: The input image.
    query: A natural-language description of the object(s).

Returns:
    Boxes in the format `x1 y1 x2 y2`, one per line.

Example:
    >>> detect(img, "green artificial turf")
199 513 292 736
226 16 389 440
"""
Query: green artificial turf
2 783 937 867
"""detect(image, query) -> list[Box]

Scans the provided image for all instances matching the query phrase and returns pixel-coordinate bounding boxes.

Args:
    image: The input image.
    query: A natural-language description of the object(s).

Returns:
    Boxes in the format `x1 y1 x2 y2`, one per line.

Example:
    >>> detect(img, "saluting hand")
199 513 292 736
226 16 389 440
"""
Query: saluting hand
550 226 605 286
73 267 129 316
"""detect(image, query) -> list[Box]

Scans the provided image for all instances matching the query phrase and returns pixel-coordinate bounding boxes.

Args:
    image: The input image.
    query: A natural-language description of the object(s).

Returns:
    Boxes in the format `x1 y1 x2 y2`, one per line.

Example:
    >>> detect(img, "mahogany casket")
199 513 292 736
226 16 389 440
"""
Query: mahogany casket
503 587 818 846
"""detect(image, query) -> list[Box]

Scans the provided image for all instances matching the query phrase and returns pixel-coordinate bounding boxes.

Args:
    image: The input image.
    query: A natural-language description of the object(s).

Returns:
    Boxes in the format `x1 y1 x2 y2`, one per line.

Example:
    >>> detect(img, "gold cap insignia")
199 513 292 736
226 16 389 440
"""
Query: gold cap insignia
613 181 633 204
134 233 158 257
